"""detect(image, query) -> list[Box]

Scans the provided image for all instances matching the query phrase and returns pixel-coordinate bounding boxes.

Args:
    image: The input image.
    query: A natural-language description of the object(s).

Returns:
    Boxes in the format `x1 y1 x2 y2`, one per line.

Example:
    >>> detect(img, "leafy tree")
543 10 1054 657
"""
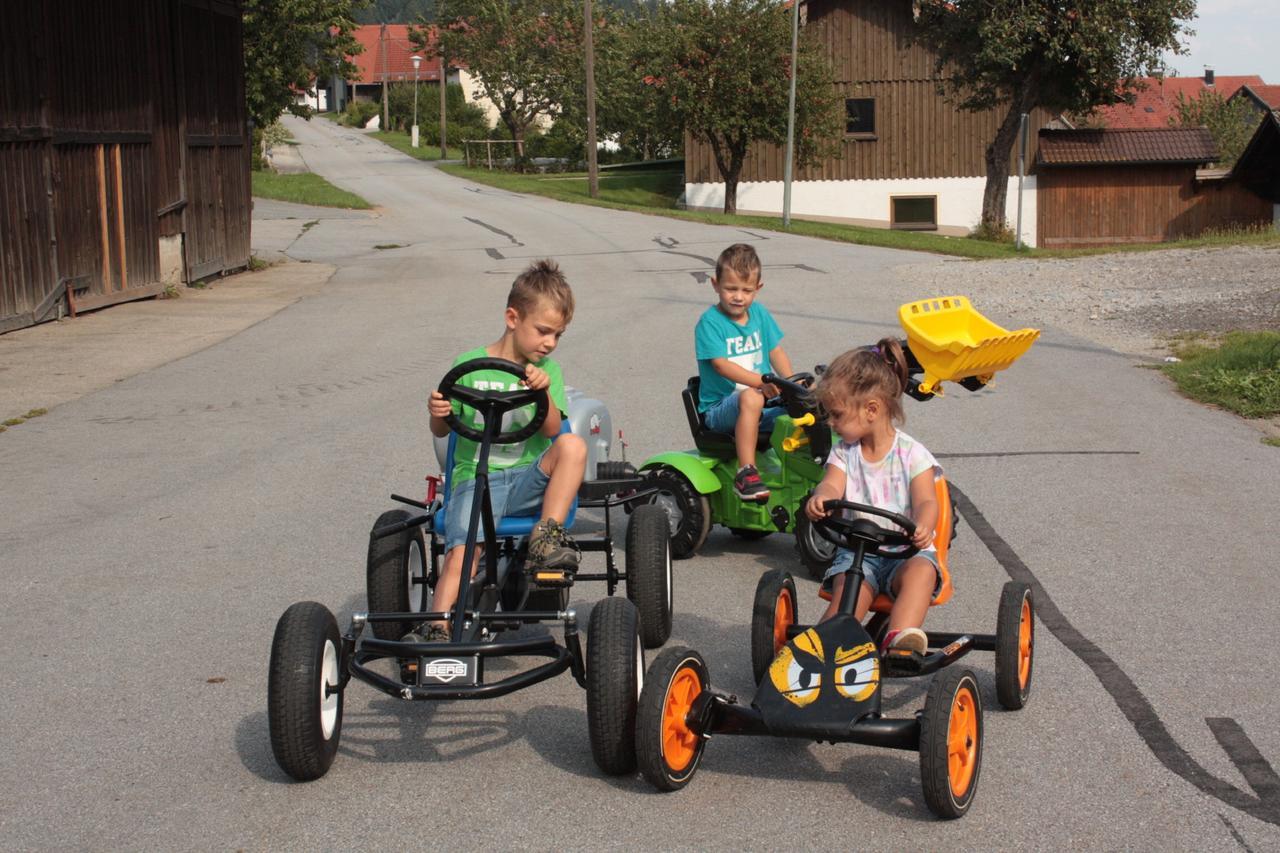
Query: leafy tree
435 0 586 159
356 0 436 23
1170 90 1261 168
243 0 368 131
630 0 844 214
915 0 1196 233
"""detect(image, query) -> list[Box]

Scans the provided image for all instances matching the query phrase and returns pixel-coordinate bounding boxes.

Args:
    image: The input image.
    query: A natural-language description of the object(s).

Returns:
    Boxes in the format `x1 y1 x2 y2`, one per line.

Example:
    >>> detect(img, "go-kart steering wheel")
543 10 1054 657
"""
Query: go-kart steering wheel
437 357 549 443
760 372 816 414
813 499 920 560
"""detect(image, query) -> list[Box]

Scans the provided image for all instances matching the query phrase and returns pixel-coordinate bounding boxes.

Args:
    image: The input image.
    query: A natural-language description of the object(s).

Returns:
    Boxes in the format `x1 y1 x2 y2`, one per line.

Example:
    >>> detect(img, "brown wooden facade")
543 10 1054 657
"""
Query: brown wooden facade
0 0 249 334
684 0 1051 185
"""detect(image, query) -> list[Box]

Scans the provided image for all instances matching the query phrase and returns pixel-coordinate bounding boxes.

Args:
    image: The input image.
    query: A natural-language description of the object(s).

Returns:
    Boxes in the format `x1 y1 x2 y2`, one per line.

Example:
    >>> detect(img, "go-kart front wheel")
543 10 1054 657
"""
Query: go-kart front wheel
636 647 709 791
268 602 344 782
750 570 796 685
625 504 674 648
586 597 644 775
995 582 1034 710
366 509 429 640
645 466 710 559
919 668 983 819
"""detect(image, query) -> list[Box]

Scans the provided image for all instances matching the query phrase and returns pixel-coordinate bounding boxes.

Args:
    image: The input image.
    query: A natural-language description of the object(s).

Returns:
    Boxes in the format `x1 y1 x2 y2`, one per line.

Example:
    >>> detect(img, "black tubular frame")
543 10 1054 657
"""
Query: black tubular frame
692 692 922 751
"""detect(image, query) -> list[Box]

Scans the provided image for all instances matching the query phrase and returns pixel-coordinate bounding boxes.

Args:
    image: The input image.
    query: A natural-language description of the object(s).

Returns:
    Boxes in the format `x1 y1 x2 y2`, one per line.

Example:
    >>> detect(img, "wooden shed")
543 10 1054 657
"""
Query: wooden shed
1036 127 1273 248
0 0 249 334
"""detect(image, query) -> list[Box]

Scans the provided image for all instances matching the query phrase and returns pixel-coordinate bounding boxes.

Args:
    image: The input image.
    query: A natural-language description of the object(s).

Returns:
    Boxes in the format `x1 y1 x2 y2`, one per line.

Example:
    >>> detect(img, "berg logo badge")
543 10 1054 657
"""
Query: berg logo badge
422 659 469 682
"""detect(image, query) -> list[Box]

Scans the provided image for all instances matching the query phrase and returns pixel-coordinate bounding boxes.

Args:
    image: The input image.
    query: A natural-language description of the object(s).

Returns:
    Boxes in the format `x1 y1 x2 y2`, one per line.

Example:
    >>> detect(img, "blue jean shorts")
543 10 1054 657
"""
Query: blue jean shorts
443 452 550 552
822 547 940 599
703 390 786 437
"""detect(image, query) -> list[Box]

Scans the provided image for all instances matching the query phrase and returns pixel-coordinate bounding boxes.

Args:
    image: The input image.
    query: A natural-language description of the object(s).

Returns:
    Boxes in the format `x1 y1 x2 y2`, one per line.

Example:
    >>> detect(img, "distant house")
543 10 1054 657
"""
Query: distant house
682 0 1055 245
1231 84 1280 119
1088 70 1266 129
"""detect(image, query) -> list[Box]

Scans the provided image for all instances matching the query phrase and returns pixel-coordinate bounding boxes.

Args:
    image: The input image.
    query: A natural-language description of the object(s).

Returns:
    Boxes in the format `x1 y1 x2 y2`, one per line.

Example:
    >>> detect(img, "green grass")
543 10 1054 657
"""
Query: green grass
368 130 445 161
250 171 371 209
1163 332 1280 419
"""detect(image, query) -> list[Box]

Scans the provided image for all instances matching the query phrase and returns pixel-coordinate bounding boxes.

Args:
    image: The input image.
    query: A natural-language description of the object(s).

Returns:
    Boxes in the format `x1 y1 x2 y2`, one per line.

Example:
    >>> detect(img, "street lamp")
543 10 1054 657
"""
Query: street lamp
411 54 422 148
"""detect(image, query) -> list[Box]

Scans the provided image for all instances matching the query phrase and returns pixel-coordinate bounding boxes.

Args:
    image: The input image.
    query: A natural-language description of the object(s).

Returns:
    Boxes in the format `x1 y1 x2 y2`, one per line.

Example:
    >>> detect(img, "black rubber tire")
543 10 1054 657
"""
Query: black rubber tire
750 570 797 685
729 527 771 540
268 601 344 782
646 466 711 559
366 509 428 640
794 511 837 580
586 597 643 775
994 582 1034 710
920 668 983 819
626 504 674 648
636 646 710 792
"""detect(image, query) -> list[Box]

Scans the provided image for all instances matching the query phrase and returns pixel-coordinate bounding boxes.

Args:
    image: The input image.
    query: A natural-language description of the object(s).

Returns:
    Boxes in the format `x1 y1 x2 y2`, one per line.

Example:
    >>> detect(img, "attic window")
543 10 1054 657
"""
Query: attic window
845 98 876 138
1144 106 1155 113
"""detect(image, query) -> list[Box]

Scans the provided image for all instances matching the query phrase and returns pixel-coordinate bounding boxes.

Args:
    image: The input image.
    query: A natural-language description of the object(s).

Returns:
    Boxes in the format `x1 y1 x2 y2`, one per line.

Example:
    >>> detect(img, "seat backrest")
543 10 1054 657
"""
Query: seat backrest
681 377 704 443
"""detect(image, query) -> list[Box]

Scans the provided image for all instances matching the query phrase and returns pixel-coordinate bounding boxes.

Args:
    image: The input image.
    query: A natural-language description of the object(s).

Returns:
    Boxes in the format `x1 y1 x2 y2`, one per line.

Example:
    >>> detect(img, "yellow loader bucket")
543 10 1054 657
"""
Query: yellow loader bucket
898 296 1040 396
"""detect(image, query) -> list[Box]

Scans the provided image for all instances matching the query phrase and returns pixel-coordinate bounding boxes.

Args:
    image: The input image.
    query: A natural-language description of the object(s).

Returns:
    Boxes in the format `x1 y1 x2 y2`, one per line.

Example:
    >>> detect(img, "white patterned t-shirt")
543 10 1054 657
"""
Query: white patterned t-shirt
827 430 938 534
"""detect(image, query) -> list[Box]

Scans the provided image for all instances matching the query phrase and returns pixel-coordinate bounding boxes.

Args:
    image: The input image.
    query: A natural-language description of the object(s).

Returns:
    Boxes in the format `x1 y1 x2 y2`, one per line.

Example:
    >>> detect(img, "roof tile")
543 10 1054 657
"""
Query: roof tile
1090 75 1265 128
1038 127 1219 166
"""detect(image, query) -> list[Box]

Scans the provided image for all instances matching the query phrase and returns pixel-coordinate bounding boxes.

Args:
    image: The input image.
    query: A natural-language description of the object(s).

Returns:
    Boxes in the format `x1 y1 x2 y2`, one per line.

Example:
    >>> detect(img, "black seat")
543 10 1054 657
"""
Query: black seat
682 376 773 458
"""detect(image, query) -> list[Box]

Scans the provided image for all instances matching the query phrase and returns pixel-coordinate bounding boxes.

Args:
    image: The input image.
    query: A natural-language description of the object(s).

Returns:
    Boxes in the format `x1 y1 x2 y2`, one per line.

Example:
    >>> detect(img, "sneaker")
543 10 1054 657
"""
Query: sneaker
527 517 581 571
733 465 770 502
884 627 928 655
401 623 450 644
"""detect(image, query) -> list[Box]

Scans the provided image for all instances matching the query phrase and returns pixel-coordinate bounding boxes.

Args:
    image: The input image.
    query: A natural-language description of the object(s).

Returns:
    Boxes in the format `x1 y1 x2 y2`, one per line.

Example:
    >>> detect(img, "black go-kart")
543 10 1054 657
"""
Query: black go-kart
268 357 673 781
634 489 1034 819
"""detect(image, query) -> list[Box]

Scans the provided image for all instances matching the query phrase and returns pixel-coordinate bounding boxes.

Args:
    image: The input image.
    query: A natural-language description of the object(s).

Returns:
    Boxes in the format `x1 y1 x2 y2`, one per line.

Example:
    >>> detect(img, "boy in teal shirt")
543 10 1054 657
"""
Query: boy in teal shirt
416 259 587 642
695 243 793 501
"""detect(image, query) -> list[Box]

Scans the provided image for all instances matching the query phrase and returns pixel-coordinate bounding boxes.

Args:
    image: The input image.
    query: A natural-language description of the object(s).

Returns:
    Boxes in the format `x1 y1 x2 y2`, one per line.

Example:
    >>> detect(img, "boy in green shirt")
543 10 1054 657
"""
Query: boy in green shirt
416 259 587 642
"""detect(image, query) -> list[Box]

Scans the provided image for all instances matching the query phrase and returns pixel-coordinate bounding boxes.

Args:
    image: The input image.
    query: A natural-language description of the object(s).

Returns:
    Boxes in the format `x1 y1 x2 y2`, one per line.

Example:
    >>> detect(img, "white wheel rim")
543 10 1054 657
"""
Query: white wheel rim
664 542 673 612
634 633 645 698
319 639 339 739
406 538 425 612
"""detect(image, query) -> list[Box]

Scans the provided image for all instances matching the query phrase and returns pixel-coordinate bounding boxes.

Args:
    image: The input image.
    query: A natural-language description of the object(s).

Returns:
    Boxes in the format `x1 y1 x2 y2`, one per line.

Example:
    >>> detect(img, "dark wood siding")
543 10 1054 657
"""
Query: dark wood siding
1037 167 1274 248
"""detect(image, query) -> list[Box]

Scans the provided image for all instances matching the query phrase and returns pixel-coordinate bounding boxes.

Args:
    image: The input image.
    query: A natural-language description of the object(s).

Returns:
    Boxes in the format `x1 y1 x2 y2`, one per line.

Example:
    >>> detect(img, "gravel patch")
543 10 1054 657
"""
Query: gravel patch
891 244 1280 358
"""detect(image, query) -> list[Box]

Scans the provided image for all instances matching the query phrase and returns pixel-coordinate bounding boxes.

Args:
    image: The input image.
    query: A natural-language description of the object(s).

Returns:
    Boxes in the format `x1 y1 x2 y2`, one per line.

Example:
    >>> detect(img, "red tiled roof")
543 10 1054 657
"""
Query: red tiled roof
1089 75 1265 128
348 24 443 84
1038 127 1218 166
1237 84 1280 110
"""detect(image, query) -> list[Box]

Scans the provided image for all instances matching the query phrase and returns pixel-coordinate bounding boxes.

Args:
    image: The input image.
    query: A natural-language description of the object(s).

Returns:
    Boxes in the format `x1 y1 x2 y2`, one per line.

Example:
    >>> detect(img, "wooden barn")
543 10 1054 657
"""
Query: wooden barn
0 0 249 334
1035 127 1275 249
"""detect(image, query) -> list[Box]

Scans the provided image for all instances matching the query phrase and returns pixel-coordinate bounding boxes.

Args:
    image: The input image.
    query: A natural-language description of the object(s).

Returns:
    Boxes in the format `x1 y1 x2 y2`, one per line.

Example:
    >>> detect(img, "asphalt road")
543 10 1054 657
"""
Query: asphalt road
2 115 1277 850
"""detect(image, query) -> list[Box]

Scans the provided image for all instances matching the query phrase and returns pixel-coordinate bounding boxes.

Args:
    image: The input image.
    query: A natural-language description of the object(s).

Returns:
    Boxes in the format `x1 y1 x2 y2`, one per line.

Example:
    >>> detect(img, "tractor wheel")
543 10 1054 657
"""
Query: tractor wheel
794 511 837 580
646 466 711 558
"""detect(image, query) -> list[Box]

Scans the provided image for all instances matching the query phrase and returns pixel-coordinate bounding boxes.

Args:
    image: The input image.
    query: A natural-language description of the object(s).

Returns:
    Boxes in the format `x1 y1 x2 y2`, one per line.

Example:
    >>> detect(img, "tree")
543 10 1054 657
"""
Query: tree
630 0 843 214
915 0 1196 234
243 0 368 131
436 0 586 159
1170 90 1261 168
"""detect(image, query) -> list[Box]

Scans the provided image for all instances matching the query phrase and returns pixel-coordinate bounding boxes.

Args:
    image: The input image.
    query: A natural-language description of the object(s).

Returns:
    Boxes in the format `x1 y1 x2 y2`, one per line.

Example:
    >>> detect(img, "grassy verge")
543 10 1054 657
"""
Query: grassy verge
368 130 444 161
1163 332 1280 420
250 171 371 209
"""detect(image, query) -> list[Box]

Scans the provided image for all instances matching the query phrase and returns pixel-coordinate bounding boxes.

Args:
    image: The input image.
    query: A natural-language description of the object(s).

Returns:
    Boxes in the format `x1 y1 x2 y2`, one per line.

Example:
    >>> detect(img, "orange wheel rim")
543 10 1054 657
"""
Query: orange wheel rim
661 665 703 772
1017 598 1032 688
947 685 978 798
772 589 794 655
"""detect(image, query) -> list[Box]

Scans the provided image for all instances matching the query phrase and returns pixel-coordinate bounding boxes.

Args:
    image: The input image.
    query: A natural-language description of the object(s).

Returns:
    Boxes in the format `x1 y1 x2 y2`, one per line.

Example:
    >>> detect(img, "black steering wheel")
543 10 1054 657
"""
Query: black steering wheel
760 371 816 415
812 499 920 560
437 357 549 443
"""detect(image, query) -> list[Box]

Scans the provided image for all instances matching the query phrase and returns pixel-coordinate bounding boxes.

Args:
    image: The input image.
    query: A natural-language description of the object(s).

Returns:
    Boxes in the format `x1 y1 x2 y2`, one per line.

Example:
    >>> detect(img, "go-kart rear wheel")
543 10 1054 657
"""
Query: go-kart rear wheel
750 570 797 685
646 466 710 559
366 509 429 640
995 582 1034 710
626 504 674 648
586 597 644 775
268 602 344 781
920 668 983 819
794 511 837 580
636 647 709 791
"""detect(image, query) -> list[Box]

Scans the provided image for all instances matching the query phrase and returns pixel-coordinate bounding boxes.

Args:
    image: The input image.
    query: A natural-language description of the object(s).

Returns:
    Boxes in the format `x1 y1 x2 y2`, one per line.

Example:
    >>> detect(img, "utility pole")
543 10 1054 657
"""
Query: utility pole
439 46 448 159
584 0 599 198
781 0 800 227
380 23 389 131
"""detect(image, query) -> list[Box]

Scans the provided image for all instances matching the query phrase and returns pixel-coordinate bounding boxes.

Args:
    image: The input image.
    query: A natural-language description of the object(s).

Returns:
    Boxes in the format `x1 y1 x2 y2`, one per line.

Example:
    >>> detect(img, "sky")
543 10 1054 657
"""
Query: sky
1164 0 1279 83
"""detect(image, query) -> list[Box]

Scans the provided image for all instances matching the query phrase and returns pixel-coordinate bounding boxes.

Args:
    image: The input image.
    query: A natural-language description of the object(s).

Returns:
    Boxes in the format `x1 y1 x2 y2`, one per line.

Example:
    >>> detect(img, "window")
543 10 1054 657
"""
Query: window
891 196 937 231
845 98 876 137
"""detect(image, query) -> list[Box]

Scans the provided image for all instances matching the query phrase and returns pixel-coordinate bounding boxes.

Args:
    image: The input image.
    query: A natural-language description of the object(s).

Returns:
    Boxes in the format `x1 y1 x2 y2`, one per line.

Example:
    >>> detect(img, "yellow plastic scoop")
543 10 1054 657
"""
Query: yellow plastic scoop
898 296 1040 396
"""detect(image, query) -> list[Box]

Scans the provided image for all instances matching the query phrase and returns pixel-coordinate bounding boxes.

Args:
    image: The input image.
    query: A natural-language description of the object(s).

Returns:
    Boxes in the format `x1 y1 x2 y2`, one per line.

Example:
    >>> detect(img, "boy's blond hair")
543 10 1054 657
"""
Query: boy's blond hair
714 243 762 285
508 259 575 323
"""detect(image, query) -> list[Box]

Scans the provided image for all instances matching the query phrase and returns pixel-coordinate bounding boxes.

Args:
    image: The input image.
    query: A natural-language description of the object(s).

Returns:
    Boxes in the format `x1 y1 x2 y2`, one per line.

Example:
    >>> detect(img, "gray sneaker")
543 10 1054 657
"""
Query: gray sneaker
526 518 581 571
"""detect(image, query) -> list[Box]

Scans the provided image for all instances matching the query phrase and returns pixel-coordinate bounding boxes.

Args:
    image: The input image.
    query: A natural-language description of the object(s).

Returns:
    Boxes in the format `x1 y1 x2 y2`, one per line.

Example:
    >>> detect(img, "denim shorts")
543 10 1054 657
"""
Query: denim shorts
822 547 940 599
703 390 787 437
443 452 550 552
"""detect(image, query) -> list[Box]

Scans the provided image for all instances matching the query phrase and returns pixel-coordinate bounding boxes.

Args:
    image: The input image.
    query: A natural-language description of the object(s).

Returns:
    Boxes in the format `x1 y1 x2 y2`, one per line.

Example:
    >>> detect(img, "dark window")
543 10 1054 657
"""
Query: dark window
891 196 937 230
845 98 876 136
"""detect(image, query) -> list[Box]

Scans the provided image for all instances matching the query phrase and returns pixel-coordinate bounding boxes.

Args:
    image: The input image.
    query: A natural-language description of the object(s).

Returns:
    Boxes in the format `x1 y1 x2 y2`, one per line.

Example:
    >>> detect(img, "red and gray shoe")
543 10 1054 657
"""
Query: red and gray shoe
733 465 770 502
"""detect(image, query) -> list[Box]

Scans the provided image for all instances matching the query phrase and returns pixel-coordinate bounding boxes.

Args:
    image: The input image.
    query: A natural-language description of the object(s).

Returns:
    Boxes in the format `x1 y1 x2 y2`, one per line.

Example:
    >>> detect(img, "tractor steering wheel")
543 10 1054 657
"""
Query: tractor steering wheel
760 372 816 415
813 499 920 560
437 357 549 444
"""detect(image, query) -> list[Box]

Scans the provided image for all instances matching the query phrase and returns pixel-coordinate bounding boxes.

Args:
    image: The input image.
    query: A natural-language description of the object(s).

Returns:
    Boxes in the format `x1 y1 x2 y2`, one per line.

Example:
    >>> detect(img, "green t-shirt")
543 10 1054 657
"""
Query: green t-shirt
444 346 568 488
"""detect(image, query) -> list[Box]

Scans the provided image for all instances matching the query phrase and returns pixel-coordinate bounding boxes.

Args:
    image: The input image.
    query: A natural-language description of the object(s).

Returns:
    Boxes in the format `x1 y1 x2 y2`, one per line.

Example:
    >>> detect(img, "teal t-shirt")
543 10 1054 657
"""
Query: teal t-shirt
444 347 568 488
694 303 784 412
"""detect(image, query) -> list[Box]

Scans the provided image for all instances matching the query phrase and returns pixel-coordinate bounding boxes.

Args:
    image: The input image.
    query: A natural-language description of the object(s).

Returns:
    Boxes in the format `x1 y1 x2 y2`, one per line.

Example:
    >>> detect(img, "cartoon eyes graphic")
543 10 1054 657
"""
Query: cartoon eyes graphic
770 629 825 707
835 657 879 702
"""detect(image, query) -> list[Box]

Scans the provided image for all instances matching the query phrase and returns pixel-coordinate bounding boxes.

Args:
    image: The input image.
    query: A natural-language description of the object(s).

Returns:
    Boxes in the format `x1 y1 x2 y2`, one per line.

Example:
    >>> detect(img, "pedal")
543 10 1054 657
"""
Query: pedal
882 648 925 676
530 566 577 588
399 658 418 684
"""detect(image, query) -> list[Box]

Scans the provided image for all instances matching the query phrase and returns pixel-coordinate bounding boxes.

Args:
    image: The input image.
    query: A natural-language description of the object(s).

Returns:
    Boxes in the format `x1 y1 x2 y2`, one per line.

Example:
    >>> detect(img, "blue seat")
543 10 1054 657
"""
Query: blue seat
433 421 578 538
